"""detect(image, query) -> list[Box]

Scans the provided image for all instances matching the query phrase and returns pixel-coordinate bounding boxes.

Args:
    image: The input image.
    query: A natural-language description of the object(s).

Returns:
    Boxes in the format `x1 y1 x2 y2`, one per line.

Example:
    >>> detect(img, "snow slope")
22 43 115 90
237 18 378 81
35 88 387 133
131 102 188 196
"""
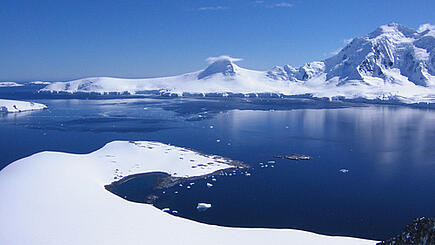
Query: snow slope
0 141 376 245
42 23 435 103
0 99 47 113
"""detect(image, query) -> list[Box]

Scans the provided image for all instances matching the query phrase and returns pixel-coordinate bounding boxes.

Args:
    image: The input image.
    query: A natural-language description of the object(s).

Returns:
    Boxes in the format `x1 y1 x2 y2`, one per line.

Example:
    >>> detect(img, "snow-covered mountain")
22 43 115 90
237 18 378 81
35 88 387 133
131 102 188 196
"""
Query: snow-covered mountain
42 23 435 103
43 55 280 95
268 23 434 87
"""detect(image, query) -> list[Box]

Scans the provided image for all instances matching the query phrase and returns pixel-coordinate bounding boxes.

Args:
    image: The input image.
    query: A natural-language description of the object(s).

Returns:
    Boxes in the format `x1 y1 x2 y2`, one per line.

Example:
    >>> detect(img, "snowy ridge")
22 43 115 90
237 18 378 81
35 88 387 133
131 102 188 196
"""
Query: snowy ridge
42 23 435 104
30 81 51 85
0 99 47 113
0 141 376 245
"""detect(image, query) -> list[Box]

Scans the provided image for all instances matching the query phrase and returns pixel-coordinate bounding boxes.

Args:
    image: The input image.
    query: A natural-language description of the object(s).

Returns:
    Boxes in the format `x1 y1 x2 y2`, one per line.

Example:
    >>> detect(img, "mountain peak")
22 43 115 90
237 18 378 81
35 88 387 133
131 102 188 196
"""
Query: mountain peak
198 56 242 79
367 22 416 39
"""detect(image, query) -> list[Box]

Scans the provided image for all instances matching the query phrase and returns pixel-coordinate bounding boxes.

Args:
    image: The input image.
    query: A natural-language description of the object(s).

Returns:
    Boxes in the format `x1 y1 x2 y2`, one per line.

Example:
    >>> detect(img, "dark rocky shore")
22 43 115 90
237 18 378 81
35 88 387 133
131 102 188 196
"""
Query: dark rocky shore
378 217 434 245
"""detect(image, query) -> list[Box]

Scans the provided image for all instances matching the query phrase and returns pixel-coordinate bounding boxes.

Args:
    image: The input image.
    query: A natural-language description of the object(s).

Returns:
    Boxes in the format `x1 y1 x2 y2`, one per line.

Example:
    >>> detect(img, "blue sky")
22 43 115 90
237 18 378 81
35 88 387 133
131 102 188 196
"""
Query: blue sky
1 0 434 81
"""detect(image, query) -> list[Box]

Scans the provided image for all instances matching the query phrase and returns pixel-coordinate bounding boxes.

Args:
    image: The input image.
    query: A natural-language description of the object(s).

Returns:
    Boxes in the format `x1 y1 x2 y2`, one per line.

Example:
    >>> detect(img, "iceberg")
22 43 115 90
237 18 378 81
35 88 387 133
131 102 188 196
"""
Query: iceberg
197 203 212 211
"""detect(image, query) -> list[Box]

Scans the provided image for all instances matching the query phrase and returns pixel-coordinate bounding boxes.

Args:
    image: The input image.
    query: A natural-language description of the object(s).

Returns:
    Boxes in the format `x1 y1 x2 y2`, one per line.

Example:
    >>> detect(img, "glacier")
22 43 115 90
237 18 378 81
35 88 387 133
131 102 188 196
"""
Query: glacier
42 23 435 104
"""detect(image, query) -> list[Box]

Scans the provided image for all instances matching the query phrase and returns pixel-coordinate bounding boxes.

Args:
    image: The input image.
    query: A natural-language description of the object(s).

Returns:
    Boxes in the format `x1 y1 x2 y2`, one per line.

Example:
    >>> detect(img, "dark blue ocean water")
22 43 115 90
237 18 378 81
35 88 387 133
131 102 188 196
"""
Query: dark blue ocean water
1 87 434 240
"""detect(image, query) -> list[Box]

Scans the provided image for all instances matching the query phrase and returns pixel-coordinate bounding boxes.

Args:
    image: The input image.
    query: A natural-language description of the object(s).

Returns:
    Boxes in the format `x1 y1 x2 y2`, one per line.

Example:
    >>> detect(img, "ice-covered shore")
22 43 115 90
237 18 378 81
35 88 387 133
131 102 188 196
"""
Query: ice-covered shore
0 141 376 245
0 99 47 113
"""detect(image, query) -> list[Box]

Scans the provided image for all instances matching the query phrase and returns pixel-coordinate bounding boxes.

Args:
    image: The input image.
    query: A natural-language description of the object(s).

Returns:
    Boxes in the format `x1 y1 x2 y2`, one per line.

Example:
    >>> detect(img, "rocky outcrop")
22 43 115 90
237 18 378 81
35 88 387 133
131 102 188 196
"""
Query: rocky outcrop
378 217 435 245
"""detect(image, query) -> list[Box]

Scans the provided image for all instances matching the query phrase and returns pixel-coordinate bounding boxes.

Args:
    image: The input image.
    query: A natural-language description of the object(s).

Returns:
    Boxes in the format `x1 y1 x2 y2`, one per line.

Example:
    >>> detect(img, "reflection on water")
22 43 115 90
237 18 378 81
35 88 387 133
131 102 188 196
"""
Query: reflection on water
0 98 434 240
224 106 434 165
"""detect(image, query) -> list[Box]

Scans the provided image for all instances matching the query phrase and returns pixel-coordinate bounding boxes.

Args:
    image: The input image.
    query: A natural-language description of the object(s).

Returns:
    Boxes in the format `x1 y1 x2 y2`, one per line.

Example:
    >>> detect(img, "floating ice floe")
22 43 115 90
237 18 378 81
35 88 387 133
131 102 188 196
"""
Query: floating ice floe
339 169 350 173
206 183 213 187
197 203 212 211
161 208 170 212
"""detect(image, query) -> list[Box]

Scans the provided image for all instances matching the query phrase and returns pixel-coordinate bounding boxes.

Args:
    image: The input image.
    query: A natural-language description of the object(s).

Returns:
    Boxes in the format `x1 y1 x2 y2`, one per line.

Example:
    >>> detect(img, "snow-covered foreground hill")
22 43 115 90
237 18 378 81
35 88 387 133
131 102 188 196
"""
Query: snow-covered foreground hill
0 99 47 113
42 23 434 104
0 141 376 245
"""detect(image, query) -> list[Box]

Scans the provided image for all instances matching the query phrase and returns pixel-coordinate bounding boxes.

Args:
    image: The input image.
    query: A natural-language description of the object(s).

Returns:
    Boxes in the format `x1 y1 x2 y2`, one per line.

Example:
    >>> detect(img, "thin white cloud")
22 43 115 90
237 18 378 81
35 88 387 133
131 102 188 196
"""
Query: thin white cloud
197 6 227 11
206 56 243 64
274 2 294 8
258 2 294 9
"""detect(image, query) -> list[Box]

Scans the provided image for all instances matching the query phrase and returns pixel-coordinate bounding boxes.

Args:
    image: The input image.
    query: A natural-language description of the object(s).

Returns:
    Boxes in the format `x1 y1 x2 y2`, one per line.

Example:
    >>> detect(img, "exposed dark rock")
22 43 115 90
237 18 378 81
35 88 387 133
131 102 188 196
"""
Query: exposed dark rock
377 217 435 245
274 154 312 160
145 194 159 204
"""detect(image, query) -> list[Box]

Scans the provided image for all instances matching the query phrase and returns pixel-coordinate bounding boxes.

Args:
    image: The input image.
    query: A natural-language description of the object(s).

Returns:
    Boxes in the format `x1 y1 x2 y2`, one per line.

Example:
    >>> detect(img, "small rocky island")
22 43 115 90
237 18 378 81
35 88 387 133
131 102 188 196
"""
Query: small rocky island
274 154 312 160
377 217 434 245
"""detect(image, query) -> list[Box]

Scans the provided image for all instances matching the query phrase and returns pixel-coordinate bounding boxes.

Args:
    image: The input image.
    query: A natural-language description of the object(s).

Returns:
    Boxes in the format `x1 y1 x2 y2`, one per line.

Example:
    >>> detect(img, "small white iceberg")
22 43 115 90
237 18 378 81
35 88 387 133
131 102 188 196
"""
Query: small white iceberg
206 183 213 187
339 169 349 173
161 208 170 212
197 203 212 211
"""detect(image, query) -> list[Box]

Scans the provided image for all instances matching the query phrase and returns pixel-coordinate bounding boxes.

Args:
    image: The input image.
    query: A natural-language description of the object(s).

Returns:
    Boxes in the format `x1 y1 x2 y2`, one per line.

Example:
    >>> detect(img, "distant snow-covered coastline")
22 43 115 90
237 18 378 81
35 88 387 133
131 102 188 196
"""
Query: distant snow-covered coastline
41 23 435 104
0 82 23 87
0 99 47 113
0 141 375 245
